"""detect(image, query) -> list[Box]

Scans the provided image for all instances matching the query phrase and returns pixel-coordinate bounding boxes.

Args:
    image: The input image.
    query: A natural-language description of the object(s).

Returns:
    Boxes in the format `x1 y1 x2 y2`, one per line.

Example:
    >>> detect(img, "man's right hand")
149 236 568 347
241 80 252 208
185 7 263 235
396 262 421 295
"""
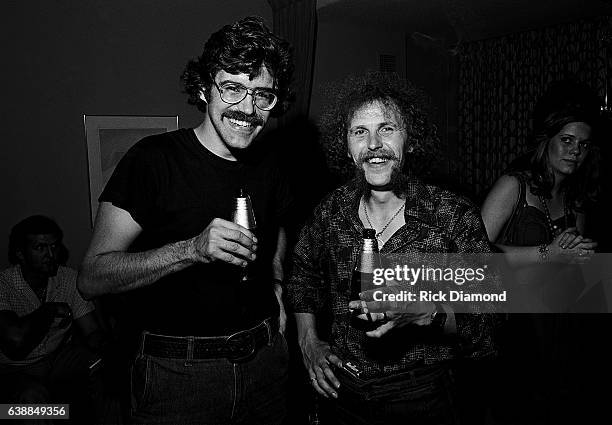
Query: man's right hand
299 334 342 399
190 218 257 267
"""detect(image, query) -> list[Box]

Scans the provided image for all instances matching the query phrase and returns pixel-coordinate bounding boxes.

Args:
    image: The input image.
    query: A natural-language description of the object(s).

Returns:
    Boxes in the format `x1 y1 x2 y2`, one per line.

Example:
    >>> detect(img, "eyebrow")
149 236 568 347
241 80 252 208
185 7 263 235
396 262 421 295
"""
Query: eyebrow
560 133 592 141
217 79 276 91
349 121 399 128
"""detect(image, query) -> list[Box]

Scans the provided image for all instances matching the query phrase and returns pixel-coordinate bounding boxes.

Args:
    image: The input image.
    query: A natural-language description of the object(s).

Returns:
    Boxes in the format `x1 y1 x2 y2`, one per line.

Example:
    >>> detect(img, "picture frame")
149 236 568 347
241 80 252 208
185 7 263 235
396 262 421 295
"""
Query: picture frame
84 115 179 227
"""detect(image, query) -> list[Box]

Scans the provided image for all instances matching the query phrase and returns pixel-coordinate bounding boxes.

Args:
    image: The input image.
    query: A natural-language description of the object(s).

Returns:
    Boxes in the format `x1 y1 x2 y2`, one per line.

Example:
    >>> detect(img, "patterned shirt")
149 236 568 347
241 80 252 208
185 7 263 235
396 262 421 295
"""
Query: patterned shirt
0 265 94 366
286 178 499 378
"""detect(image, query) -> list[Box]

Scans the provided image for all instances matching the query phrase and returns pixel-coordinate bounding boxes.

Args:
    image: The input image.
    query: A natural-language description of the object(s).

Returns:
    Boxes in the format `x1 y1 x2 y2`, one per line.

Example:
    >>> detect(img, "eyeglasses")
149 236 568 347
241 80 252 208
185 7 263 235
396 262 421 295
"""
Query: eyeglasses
212 81 278 111
347 124 405 142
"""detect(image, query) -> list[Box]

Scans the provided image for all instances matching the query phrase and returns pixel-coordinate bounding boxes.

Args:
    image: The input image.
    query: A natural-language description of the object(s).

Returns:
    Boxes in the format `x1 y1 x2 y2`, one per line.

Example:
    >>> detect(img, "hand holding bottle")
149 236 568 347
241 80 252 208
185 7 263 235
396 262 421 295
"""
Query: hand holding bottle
189 218 257 267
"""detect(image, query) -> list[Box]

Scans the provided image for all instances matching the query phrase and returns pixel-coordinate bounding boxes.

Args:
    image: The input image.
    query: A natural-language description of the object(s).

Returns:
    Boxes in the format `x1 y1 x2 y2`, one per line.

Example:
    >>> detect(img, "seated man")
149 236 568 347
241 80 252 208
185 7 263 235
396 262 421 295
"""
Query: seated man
0 215 103 420
286 73 499 425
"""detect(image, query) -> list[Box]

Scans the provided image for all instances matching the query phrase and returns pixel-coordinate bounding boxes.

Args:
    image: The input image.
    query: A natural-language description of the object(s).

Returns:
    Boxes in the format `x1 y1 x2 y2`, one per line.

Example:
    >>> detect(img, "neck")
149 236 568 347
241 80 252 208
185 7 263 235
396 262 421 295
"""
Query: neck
366 190 404 210
20 265 48 290
551 171 565 197
194 118 237 161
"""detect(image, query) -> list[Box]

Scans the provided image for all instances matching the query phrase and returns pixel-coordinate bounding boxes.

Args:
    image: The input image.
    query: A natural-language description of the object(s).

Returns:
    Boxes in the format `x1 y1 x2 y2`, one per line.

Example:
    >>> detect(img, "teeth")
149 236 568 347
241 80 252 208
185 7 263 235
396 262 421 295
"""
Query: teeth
227 118 251 127
368 158 387 164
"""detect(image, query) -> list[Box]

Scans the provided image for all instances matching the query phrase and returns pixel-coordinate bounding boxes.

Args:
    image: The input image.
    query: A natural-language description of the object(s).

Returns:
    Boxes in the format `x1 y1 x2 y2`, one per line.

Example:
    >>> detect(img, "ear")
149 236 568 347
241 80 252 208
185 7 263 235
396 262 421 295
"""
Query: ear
15 249 25 264
199 89 209 104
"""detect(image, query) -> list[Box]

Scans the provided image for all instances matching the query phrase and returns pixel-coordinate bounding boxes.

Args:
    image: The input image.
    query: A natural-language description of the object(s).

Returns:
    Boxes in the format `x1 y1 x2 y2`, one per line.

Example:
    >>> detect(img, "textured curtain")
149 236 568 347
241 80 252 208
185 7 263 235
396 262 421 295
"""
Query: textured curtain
456 16 612 198
267 0 317 122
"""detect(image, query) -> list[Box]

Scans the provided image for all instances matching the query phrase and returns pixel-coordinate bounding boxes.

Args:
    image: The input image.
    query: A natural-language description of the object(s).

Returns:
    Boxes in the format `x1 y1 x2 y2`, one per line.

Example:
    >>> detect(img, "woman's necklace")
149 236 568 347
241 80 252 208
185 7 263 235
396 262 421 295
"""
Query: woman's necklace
362 198 405 246
537 191 568 238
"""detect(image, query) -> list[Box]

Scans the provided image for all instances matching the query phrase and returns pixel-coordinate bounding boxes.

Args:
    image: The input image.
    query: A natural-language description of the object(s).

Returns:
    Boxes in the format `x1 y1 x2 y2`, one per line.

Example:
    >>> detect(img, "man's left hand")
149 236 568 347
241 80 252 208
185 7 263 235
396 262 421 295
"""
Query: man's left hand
348 286 435 338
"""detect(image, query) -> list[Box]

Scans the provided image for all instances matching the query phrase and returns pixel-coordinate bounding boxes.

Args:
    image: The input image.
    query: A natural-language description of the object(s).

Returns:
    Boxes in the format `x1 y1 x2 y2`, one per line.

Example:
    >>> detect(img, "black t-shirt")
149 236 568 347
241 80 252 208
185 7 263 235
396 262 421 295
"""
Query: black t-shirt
100 128 292 336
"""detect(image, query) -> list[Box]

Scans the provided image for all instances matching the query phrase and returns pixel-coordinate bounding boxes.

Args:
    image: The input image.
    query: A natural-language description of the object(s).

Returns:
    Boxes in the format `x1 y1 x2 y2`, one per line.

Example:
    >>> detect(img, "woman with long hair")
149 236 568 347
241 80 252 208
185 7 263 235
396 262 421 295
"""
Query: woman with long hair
482 106 599 263
481 105 601 423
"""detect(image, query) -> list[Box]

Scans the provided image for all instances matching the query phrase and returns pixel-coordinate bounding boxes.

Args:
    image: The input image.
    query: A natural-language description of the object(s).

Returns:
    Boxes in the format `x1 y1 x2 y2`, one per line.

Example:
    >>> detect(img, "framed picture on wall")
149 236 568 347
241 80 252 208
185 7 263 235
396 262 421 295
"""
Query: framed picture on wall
84 115 179 227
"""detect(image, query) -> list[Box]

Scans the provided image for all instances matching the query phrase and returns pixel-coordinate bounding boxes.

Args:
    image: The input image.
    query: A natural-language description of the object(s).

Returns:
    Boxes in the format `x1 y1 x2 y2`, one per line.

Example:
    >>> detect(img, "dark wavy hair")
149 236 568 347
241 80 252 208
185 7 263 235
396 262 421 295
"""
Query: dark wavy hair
181 16 294 116
318 72 440 181
8 215 68 265
528 107 601 209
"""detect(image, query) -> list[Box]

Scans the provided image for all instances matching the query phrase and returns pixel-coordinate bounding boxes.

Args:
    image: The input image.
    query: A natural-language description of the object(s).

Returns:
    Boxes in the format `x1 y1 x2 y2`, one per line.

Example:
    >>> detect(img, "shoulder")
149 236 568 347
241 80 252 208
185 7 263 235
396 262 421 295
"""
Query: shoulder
302 182 353 226
54 266 78 287
483 174 529 209
322 182 356 212
56 265 77 279
412 181 477 219
0 265 21 290
0 265 22 283
123 129 189 162
493 173 520 193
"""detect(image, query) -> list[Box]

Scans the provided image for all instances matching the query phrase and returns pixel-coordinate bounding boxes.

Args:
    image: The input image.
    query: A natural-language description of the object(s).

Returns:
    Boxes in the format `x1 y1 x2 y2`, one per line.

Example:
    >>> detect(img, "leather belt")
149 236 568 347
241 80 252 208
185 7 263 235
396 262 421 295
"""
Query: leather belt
141 317 278 362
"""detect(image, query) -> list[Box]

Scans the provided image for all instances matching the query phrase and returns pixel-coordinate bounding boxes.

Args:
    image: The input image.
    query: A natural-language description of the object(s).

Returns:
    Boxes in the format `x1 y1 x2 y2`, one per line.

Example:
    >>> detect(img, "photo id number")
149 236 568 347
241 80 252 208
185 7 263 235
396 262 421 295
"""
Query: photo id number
0 404 69 419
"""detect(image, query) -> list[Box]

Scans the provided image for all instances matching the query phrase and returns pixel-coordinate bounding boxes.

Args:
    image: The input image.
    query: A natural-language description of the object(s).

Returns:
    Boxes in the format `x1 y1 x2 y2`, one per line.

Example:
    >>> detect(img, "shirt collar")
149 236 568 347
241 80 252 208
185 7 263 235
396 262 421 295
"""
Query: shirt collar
336 176 441 252
338 176 439 226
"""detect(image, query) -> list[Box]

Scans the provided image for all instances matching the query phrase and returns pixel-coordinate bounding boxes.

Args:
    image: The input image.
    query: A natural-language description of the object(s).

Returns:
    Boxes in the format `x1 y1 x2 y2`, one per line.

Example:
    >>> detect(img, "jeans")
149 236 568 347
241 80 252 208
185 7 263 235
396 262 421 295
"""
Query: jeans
130 330 288 425
323 364 460 425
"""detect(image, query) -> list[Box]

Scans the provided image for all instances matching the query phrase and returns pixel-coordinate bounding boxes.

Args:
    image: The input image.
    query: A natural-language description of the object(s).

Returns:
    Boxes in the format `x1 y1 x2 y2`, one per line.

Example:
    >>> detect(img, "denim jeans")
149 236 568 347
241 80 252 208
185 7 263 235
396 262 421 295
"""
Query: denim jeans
130 330 288 425
323 364 460 425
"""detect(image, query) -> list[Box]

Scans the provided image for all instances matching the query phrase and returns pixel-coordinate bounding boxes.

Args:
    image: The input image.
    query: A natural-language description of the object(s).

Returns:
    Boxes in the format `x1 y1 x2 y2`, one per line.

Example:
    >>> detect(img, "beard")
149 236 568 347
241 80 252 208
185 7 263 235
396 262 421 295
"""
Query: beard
354 162 411 201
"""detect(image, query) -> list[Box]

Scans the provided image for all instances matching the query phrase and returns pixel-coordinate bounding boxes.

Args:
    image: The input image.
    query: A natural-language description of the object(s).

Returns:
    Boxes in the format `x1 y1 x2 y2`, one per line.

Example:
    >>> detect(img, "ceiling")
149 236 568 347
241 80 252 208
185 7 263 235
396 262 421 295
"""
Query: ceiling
317 0 612 44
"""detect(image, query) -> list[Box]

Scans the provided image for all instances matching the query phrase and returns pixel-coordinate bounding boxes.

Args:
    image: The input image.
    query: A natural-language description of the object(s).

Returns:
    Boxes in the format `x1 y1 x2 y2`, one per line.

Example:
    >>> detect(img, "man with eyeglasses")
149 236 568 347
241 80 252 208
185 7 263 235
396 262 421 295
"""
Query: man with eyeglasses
77 17 293 424
286 73 498 424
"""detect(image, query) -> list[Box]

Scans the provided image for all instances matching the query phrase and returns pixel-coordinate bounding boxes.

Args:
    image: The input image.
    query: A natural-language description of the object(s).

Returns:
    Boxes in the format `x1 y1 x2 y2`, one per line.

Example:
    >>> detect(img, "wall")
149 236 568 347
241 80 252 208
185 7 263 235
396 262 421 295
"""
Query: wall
2 0 272 269
310 17 454 184
310 19 406 119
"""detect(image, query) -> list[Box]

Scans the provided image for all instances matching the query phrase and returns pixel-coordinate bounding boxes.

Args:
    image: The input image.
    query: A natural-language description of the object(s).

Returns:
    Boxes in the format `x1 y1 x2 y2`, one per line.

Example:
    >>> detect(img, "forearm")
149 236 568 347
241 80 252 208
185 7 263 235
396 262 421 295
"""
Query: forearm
295 312 319 343
494 243 545 267
78 238 196 299
274 283 284 308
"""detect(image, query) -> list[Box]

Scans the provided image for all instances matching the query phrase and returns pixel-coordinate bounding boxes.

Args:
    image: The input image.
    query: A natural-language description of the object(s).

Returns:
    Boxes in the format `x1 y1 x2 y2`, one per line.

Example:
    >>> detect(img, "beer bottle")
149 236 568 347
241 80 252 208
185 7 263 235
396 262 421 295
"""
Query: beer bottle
350 229 383 331
232 188 257 282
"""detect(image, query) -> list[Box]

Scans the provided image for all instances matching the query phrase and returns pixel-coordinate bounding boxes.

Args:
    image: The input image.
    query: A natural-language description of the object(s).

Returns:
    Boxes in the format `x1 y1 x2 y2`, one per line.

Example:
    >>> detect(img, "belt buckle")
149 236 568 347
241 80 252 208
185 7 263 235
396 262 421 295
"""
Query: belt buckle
225 329 256 362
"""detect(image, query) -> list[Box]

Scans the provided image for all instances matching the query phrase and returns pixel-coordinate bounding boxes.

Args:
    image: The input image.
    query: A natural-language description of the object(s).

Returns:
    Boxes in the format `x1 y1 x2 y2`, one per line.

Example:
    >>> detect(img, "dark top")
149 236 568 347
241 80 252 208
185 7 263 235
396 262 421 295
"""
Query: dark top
497 173 575 246
100 128 292 336
287 178 499 379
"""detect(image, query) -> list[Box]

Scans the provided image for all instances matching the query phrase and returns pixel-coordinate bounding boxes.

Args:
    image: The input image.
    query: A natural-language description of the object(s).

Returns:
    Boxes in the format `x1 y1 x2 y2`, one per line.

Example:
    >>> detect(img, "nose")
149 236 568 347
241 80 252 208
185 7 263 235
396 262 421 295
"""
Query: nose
236 91 256 116
367 132 383 150
45 245 57 260
568 140 581 156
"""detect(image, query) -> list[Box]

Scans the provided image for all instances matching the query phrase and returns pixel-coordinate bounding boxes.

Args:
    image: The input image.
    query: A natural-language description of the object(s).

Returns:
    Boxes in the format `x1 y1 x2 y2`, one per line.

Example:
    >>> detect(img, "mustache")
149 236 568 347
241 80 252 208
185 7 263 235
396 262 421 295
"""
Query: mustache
358 150 398 164
223 110 264 127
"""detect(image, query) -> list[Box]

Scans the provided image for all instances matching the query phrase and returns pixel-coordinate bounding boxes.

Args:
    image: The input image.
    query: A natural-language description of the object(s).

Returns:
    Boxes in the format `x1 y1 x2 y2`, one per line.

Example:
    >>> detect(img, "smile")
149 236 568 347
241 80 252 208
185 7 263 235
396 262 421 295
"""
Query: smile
226 117 254 129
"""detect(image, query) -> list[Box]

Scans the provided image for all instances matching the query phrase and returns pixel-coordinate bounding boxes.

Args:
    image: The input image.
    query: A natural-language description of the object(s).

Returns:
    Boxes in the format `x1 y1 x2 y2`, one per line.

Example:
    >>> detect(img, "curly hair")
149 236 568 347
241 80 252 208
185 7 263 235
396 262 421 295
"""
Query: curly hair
529 107 601 209
181 16 294 116
317 72 441 181
8 215 68 265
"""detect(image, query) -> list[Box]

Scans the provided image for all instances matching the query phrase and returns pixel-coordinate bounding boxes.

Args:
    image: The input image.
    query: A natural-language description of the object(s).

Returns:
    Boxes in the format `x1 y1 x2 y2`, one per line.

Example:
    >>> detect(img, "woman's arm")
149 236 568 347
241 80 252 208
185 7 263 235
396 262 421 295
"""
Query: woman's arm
482 175 596 266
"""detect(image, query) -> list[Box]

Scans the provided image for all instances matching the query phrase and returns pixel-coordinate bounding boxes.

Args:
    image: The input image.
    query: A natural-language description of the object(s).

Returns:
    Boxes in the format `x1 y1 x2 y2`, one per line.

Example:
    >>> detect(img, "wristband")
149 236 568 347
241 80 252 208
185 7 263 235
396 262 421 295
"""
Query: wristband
272 278 284 286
